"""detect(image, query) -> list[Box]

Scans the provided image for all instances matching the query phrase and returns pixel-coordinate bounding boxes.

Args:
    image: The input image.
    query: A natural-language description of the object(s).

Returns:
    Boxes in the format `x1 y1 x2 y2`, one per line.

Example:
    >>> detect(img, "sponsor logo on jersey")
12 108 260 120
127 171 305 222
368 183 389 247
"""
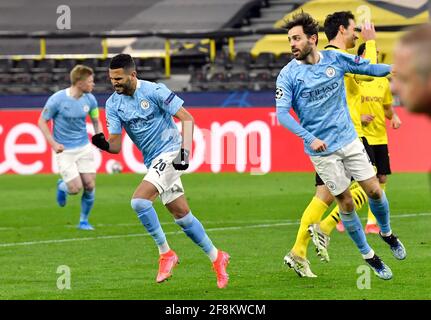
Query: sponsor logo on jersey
361 96 384 103
300 82 339 99
127 114 155 129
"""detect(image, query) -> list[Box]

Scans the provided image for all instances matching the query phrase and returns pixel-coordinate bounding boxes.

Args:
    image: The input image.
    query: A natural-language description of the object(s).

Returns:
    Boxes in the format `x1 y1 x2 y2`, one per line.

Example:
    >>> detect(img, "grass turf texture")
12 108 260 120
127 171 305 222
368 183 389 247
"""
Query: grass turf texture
0 172 430 300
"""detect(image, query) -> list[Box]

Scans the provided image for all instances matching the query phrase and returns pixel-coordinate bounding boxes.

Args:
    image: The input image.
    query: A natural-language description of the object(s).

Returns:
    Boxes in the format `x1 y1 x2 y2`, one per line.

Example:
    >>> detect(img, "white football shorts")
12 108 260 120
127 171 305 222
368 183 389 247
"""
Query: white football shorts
310 138 376 196
55 143 97 182
144 151 185 205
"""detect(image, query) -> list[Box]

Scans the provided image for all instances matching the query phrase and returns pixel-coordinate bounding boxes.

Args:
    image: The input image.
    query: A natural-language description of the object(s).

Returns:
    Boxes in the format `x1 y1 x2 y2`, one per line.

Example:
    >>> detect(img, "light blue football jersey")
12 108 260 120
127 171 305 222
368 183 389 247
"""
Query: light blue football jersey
42 88 99 149
276 50 391 156
105 80 183 167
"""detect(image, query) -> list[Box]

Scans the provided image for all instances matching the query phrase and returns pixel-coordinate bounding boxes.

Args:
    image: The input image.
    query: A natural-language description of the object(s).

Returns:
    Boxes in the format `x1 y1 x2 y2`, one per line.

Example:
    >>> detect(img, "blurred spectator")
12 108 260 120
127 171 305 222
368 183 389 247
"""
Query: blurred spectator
392 24 431 118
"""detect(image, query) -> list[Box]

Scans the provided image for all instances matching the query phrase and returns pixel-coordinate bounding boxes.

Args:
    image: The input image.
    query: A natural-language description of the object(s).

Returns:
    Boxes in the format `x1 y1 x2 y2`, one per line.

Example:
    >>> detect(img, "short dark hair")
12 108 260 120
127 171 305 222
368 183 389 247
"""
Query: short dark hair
283 12 319 45
357 42 366 56
324 11 355 41
109 53 136 70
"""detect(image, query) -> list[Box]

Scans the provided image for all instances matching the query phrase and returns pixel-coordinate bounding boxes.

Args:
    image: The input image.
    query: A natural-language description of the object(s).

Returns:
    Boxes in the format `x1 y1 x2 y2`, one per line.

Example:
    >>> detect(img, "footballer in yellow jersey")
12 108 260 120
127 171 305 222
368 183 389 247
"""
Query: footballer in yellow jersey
358 42 402 233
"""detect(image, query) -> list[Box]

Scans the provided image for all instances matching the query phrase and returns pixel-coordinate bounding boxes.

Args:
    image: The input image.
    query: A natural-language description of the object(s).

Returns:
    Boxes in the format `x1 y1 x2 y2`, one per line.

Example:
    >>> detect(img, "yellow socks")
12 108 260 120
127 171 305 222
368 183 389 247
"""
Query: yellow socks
291 196 328 259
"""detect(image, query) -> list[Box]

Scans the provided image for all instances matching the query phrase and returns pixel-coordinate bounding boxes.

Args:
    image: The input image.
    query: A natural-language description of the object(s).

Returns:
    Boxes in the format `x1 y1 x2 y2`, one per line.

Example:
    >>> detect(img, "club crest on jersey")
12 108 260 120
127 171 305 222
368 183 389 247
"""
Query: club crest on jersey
326 180 337 192
140 100 150 110
326 67 336 78
275 87 283 99
83 105 90 113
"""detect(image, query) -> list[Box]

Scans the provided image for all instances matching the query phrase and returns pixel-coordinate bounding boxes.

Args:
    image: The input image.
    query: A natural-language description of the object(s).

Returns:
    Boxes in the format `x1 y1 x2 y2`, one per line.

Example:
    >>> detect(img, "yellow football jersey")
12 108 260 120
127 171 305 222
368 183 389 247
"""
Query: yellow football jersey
360 77 393 145
325 41 377 137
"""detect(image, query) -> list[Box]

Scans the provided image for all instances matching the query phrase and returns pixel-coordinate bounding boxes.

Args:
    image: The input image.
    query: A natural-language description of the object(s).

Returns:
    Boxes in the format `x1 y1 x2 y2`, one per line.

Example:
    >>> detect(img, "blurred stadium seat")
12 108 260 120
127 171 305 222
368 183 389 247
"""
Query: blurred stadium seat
0 0 428 94
31 59 56 73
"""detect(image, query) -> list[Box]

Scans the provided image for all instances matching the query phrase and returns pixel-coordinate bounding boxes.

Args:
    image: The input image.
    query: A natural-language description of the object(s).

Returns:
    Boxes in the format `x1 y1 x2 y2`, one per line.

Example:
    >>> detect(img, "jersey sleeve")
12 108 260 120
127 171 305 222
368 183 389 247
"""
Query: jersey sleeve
105 99 122 135
336 51 391 77
88 94 100 119
347 40 378 82
364 40 377 64
154 83 184 116
383 79 393 106
41 94 59 120
275 71 316 146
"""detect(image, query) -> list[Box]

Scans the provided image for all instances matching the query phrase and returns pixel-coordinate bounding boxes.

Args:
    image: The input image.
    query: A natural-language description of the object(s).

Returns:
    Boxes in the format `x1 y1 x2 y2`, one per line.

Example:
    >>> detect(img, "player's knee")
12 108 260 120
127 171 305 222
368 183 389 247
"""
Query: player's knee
345 201 355 212
315 186 334 206
367 186 382 200
336 192 354 212
68 185 82 195
83 182 95 192
131 198 153 213
377 174 387 184
166 203 190 219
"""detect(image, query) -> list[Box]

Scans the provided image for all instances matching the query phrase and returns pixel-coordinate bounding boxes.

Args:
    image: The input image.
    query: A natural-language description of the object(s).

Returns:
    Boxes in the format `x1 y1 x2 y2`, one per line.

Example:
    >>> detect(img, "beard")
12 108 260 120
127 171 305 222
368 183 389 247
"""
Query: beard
295 44 313 60
114 79 132 95
114 85 125 94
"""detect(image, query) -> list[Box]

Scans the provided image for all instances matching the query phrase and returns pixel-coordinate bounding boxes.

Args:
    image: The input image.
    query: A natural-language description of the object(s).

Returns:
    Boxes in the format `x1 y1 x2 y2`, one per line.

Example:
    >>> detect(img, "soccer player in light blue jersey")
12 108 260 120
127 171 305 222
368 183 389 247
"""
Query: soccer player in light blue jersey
38 65 102 231
91 54 230 288
276 12 406 280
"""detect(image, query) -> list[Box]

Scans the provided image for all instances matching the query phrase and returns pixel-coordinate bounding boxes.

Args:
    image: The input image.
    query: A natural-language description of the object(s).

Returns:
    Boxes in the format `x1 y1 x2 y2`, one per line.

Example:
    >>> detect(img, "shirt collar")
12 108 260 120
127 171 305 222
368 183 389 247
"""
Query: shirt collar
295 51 323 65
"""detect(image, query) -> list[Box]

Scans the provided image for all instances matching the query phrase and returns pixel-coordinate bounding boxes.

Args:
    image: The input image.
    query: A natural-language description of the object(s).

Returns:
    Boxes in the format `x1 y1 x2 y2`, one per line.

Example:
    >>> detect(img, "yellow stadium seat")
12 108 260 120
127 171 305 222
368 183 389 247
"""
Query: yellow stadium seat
274 0 429 28
252 0 429 64
252 31 405 63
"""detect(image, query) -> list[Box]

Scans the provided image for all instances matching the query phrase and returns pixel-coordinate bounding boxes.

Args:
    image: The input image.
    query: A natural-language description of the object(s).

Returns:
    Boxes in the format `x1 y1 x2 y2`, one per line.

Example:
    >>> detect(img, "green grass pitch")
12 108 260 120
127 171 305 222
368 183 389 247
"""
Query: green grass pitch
0 172 430 300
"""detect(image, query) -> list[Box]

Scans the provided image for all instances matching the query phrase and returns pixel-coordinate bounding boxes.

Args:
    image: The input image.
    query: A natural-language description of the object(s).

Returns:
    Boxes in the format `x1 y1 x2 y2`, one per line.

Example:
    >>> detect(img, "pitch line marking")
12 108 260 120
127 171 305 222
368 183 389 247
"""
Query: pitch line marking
0 212 430 248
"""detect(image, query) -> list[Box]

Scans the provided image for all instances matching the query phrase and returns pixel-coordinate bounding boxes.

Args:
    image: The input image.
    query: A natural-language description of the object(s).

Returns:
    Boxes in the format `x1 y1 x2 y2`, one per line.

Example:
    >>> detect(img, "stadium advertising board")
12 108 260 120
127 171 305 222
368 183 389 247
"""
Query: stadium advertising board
0 108 429 174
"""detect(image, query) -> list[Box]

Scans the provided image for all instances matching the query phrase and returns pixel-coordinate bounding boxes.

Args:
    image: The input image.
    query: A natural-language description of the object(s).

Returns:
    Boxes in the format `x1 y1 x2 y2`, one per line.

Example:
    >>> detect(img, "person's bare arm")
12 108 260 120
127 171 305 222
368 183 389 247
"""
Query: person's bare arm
384 104 401 129
173 107 194 152
90 117 103 135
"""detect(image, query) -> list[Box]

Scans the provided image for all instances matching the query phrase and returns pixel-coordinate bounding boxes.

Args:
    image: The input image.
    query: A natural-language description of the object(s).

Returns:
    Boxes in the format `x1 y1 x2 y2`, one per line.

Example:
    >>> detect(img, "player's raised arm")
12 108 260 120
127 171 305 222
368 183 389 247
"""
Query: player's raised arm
336 51 391 77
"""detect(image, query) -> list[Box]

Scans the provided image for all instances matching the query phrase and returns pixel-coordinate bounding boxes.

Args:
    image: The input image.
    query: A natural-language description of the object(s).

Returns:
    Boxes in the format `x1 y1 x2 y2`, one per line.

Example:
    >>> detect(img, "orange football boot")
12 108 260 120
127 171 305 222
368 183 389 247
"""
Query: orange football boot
156 250 179 283
212 250 230 288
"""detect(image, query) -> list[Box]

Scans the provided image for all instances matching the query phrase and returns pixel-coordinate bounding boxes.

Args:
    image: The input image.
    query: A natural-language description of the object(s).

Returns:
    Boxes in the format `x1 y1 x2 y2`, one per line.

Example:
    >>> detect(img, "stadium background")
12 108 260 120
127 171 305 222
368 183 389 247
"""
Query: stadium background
0 0 430 175
0 0 430 301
